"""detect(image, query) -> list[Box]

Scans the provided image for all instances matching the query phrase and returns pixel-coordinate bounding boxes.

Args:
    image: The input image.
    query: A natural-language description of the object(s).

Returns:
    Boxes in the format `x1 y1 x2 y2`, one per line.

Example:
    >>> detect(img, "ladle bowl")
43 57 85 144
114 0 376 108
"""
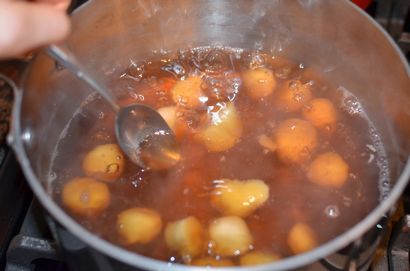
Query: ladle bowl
47 45 180 170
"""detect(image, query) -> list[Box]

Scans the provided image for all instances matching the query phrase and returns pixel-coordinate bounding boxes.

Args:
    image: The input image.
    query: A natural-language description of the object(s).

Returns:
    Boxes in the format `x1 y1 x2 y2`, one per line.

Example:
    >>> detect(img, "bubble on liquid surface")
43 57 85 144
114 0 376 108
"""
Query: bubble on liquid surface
97 111 105 119
248 52 266 69
49 171 57 181
162 62 186 78
122 60 145 80
364 123 391 202
343 96 363 115
201 71 241 103
274 62 294 79
324 205 340 218
338 87 364 116
203 49 232 74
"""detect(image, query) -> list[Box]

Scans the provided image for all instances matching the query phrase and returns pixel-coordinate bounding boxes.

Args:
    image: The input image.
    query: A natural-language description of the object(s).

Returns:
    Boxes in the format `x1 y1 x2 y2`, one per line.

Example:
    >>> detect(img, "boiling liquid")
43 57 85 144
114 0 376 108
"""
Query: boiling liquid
51 47 388 264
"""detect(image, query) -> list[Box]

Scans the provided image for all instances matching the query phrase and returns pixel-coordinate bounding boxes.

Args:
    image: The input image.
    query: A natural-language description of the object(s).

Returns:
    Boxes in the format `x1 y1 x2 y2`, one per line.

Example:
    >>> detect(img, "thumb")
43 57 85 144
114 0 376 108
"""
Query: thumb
0 1 71 58
35 0 72 11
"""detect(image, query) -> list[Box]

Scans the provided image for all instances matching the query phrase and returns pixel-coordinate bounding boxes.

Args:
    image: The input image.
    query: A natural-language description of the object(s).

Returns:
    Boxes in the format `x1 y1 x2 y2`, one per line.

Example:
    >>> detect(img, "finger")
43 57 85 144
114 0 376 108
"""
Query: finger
33 0 71 11
0 1 71 58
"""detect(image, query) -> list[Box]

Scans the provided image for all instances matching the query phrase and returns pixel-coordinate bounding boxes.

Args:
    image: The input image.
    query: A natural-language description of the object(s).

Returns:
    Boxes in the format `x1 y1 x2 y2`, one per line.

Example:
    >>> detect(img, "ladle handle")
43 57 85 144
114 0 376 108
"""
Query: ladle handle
47 45 120 112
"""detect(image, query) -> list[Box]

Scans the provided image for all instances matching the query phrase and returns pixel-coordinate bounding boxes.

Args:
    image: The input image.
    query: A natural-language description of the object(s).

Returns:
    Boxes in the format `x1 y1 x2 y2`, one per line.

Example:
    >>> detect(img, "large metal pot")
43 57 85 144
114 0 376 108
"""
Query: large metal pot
7 0 410 270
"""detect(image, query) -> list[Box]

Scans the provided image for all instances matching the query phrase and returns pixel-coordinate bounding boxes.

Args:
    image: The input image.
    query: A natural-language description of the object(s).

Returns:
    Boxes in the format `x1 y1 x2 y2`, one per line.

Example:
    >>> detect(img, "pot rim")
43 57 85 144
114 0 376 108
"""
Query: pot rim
9 0 410 270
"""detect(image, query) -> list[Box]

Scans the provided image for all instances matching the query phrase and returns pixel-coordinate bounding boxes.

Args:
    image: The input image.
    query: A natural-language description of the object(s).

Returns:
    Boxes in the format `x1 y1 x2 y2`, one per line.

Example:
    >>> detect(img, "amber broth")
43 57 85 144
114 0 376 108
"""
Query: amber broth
51 47 387 264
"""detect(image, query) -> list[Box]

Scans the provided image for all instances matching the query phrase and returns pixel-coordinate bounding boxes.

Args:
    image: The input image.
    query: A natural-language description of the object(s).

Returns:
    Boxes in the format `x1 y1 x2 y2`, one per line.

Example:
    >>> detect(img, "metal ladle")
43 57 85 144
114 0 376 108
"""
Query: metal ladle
47 45 181 170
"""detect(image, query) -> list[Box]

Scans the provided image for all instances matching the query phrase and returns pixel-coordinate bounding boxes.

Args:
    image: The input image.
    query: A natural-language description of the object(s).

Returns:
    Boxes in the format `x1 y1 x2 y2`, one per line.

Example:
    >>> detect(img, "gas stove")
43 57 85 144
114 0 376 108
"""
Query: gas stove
0 1 409 271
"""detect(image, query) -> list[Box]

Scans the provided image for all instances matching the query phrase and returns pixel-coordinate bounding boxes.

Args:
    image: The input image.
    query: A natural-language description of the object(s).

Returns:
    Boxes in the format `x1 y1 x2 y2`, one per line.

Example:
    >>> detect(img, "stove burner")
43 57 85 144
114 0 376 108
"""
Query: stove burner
5 201 67 271
0 147 32 271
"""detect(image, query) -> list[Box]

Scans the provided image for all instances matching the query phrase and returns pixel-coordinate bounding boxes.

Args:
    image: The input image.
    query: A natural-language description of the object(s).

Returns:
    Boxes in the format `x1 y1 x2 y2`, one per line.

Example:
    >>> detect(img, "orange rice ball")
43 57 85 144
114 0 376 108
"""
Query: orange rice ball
287 223 317 254
209 216 253 257
157 106 177 133
165 216 205 259
196 102 242 152
62 177 110 216
171 76 203 108
307 152 349 188
277 80 312 112
211 178 269 217
302 98 337 130
82 144 125 182
274 119 318 163
117 207 162 245
242 67 277 99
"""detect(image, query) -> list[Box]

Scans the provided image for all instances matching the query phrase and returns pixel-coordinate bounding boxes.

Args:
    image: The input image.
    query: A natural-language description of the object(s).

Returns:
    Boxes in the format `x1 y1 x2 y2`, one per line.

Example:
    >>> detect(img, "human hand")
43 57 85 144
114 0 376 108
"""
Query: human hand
0 0 71 58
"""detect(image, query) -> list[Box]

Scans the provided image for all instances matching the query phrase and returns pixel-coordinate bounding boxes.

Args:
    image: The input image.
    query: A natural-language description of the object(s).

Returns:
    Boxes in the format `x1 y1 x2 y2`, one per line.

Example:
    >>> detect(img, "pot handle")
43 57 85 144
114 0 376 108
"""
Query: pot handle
0 73 19 92
0 73 20 146
0 58 30 145
0 58 29 99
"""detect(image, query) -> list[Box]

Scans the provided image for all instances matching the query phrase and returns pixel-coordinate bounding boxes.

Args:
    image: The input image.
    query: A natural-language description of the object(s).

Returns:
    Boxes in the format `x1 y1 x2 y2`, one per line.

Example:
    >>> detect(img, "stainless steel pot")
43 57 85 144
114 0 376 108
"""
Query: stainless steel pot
7 0 410 270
